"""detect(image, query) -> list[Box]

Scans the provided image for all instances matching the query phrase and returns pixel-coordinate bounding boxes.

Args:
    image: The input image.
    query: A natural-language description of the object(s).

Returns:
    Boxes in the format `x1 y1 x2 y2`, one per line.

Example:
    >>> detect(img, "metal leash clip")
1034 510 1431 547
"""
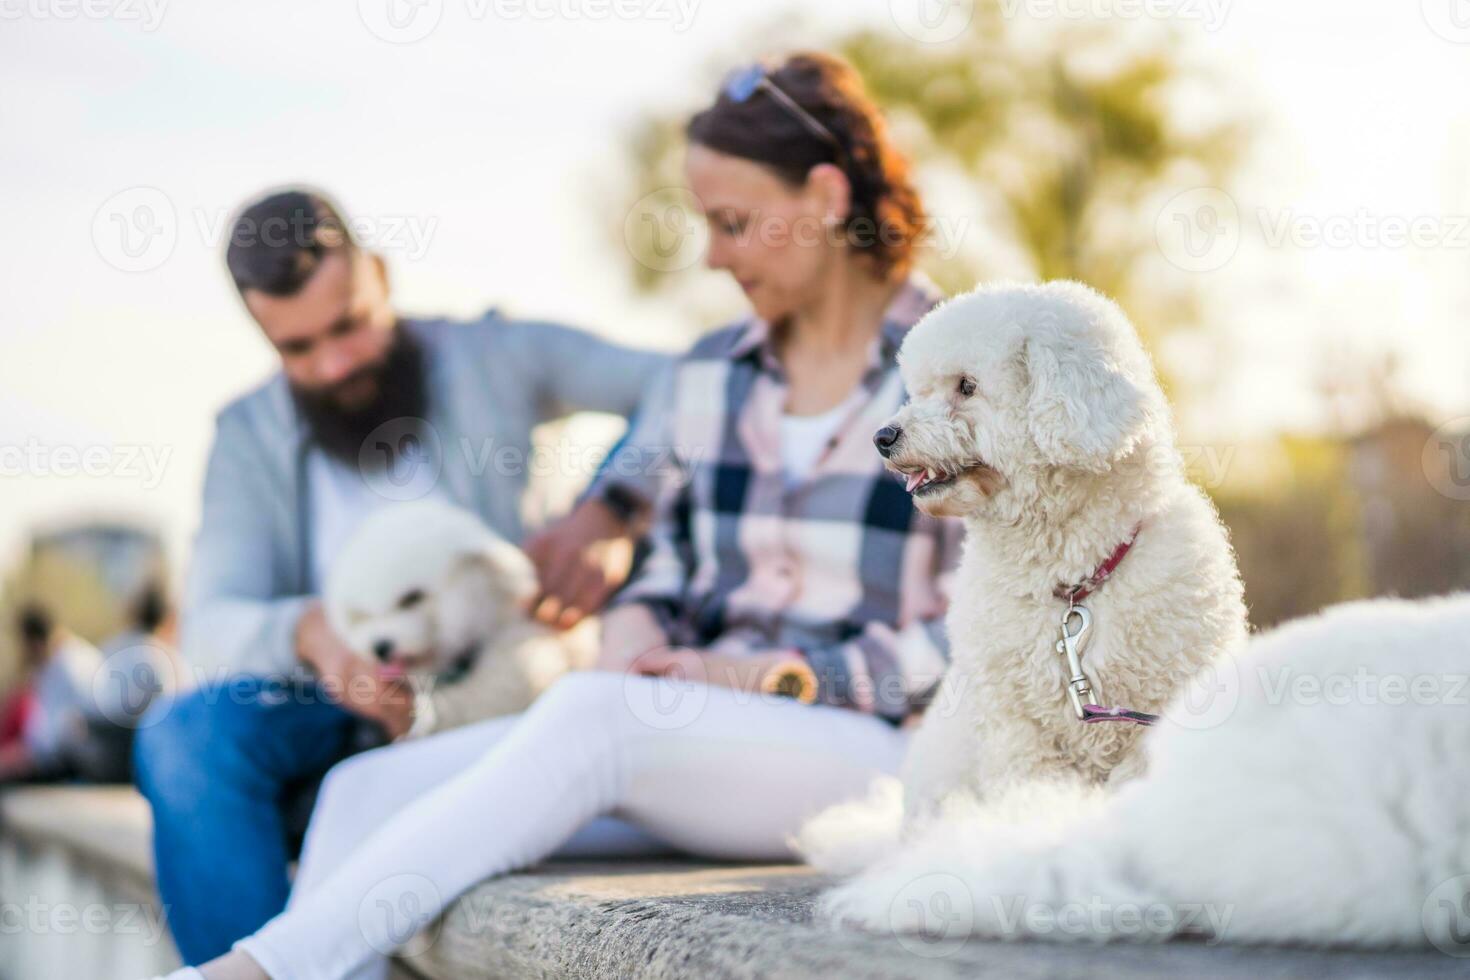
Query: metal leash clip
1056 604 1094 719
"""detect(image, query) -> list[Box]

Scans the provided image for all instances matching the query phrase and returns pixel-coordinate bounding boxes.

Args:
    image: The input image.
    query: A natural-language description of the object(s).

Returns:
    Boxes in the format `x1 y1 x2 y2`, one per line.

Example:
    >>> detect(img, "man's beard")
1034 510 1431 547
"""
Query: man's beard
291 326 430 468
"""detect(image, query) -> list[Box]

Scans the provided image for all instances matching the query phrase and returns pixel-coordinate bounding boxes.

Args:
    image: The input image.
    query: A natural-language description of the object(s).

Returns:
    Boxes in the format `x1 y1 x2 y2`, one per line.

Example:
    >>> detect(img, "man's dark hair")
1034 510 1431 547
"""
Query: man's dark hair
17 604 53 646
133 584 168 634
225 189 356 297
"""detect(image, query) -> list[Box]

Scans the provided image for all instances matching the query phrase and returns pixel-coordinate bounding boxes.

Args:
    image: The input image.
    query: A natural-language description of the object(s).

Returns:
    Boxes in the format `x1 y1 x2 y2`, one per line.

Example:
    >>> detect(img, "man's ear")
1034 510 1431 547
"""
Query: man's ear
1023 329 1148 472
369 251 390 298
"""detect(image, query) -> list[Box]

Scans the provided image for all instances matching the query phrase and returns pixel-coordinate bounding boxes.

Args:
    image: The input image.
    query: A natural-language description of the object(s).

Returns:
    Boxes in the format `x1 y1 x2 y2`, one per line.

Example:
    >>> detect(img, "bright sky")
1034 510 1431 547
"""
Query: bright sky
3 0 1469 572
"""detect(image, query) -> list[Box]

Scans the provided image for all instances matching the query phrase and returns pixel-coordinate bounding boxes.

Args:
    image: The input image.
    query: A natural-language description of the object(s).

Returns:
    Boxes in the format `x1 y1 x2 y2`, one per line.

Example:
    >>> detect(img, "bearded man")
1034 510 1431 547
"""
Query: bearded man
133 188 669 964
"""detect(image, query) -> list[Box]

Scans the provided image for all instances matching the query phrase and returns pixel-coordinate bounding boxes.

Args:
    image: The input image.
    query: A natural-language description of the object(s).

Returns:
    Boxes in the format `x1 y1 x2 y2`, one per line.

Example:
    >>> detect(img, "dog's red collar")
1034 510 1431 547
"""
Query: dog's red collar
1053 523 1143 605
1052 522 1158 727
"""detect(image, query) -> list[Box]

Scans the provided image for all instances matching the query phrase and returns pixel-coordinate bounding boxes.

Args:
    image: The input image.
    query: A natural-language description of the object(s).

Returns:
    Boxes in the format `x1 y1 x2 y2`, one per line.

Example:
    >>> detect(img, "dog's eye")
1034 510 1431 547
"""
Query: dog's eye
396 589 426 610
957 376 977 398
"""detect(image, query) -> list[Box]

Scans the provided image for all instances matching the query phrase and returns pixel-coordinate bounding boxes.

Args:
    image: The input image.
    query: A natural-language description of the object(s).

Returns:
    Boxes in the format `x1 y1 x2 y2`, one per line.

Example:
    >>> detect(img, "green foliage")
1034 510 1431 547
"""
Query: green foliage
1211 435 1370 630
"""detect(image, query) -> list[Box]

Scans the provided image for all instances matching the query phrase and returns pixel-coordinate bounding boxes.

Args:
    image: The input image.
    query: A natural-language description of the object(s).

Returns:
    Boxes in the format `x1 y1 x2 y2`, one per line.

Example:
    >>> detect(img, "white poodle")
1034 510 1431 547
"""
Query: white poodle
802 280 1469 950
819 593 1470 949
325 500 591 739
851 280 1245 831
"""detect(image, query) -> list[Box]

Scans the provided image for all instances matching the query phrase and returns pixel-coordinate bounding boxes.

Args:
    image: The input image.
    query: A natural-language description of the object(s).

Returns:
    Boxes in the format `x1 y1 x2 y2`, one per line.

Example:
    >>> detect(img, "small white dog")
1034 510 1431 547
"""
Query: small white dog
872 280 1245 824
820 593 1470 948
800 279 1244 874
325 501 591 739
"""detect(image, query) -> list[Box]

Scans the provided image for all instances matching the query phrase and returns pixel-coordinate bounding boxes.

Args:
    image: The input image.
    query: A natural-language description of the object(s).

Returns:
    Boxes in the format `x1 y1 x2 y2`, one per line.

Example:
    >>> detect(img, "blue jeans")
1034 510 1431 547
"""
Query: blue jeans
133 677 362 965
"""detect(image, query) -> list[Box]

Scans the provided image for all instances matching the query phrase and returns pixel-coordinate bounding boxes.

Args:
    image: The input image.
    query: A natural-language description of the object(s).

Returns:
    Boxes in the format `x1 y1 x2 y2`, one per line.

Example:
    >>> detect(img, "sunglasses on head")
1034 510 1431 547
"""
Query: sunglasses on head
722 63 847 165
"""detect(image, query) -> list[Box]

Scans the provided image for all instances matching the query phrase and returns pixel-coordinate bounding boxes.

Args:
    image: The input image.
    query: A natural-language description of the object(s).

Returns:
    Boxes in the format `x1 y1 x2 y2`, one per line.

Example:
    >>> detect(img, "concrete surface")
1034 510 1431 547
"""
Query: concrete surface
2 788 1464 980
403 860 1466 980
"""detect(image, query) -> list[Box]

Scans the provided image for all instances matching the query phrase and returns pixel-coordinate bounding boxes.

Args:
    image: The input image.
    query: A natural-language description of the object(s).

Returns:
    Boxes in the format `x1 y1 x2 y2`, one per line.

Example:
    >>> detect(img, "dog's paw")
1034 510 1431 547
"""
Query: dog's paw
818 875 904 933
795 777 903 875
820 863 980 945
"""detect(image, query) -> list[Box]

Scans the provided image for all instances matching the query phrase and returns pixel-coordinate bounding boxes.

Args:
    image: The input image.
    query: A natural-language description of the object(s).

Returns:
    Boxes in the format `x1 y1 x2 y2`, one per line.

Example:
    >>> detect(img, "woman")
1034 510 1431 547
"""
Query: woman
169 52 961 980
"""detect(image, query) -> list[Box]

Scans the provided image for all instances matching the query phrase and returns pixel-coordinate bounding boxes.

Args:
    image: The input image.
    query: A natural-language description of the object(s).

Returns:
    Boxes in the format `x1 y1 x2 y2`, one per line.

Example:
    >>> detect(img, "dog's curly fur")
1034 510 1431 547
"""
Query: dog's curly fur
897 281 1243 817
817 594 1470 947
800 279 1246 858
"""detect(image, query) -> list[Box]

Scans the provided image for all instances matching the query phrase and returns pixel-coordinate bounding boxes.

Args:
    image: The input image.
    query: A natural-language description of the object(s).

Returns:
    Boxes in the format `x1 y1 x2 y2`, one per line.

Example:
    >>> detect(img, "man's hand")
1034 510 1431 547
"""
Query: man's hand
295 604 415 738
524 497 637 630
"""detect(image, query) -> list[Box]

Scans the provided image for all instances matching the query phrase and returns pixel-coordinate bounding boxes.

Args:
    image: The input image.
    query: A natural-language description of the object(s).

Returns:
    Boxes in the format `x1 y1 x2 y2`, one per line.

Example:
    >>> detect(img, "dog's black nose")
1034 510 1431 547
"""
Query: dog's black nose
873 425 902 457
372 639 394 663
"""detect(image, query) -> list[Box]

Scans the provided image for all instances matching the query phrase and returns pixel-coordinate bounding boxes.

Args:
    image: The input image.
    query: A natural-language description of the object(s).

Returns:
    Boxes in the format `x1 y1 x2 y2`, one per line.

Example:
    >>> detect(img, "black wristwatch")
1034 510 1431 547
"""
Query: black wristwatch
599 482 645 528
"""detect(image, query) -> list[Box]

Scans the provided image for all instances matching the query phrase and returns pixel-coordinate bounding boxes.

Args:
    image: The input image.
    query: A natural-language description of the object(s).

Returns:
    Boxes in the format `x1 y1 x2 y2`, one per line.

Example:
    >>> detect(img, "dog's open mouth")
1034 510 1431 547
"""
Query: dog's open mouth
378 652 433 678
894 463 985 496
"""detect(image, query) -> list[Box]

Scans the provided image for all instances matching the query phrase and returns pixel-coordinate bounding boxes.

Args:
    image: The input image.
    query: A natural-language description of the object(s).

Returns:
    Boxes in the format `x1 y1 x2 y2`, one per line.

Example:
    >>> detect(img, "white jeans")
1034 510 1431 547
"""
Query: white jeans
238 672 908 980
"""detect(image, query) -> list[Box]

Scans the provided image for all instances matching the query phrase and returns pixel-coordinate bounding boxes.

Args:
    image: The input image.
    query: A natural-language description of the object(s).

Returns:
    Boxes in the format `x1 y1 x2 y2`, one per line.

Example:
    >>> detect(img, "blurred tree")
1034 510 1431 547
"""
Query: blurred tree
616 7 1246 366
1213 435 1370 629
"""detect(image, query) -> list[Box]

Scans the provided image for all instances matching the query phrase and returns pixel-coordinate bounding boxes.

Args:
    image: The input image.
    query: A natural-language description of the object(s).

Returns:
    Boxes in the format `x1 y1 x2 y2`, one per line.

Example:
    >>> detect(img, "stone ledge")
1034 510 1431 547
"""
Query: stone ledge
2 788 1462 979
403 860 1465 980
0 784 157 896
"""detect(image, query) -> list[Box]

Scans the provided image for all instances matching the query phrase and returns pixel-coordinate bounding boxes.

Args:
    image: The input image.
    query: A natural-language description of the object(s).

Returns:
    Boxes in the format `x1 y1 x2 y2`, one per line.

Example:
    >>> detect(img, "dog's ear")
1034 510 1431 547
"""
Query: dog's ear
1022 313 1150 471
475 540 539 607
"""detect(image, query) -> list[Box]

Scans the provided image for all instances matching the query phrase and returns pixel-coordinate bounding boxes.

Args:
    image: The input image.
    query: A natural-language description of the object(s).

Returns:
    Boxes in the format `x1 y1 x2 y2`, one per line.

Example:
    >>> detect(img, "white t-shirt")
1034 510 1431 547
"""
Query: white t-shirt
306 449 446 592
779 401 850 488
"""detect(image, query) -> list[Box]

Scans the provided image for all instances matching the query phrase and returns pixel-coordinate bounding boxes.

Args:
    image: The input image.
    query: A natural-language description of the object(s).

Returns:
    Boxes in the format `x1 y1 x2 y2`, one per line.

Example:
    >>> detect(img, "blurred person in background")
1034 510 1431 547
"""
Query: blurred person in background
0 605 103 784
78 584 180 782
134 188 671 964
163 52 963 980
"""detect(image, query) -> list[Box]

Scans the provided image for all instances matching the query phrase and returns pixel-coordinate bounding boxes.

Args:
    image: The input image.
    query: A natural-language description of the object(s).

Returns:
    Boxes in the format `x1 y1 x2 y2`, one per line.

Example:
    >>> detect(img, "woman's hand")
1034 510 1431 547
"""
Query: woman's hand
524 498 636 630
630 648 796 695
596 603 669 672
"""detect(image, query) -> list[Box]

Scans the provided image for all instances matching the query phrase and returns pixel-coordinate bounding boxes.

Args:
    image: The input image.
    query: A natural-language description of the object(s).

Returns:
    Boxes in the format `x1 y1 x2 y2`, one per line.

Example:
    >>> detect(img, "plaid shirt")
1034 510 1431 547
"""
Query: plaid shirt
611 277 963 720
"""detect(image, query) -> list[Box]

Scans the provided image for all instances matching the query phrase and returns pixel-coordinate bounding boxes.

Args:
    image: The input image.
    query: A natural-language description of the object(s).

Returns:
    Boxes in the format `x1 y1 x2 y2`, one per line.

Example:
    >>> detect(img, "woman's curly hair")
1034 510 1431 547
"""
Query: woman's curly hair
686 52 927 282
